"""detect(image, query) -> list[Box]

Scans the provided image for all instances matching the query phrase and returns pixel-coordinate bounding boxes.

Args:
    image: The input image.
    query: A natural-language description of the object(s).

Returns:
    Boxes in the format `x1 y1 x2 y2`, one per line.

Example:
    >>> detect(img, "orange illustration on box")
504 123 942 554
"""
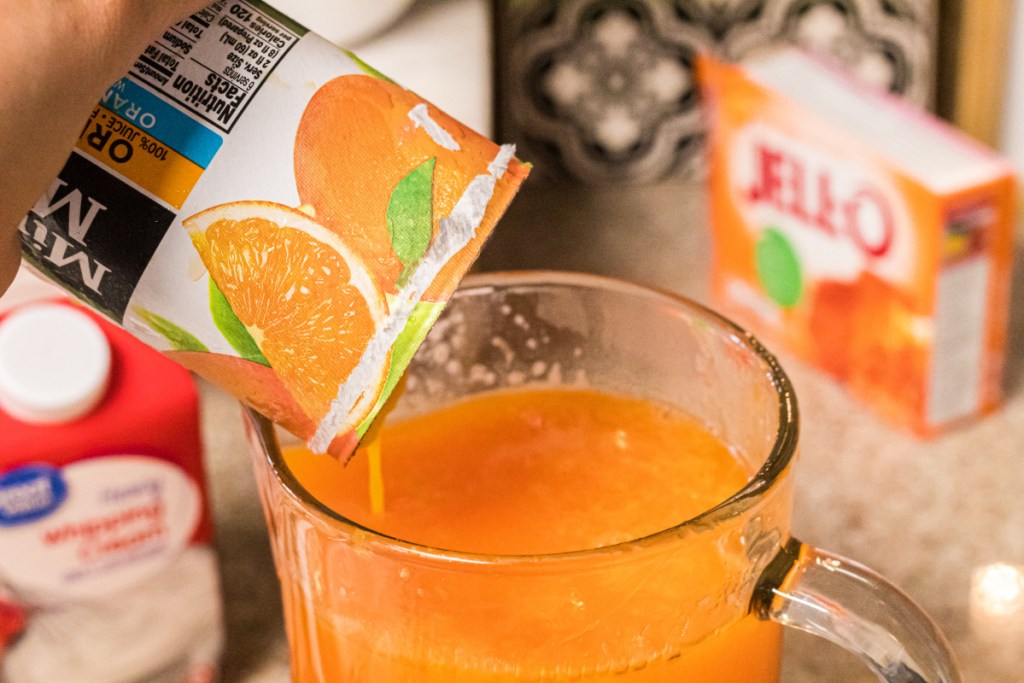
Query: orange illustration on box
141 73 528 458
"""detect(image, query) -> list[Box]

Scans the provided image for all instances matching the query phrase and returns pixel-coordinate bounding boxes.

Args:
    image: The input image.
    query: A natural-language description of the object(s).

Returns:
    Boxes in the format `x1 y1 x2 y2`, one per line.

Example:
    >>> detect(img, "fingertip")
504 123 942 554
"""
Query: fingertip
157 0 216 31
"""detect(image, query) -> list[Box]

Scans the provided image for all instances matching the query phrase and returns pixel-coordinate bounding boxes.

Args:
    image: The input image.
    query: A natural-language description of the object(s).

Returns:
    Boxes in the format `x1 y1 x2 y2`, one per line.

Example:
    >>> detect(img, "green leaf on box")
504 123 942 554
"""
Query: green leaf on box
209 279 271 367
356 299 445 437
387 157 435 287
343 50 397 84
134 307 208 353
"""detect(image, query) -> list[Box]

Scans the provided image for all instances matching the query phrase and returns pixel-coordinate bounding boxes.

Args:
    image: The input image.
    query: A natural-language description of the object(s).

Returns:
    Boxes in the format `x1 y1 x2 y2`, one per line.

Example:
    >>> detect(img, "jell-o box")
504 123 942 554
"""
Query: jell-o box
698 49 1015 435
18 1 529 457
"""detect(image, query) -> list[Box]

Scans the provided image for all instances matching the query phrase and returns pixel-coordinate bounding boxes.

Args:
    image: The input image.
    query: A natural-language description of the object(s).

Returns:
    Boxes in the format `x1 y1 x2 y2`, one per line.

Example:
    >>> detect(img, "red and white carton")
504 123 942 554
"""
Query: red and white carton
698 49 1016 435
0 300 223 682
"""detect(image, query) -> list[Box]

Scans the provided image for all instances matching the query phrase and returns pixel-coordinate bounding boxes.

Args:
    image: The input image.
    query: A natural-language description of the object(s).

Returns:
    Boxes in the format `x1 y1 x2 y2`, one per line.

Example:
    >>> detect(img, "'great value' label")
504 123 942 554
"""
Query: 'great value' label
0 455 201 606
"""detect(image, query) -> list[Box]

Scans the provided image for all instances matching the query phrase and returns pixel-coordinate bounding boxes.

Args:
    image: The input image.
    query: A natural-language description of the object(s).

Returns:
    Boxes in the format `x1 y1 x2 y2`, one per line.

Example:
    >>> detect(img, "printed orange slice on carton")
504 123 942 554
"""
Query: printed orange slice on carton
294 73 530 299
183 200 390 445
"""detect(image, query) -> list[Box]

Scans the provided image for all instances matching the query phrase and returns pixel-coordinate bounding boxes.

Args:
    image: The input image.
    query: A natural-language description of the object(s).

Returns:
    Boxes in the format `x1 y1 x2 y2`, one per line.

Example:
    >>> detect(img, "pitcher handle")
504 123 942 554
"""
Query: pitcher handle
751 538 963 683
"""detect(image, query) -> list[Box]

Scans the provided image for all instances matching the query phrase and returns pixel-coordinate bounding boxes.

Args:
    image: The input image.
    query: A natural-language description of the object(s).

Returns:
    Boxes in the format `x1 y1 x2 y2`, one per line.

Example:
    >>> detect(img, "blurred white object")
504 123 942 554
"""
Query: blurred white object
266 0 416 46
969 562 1024 677
356 0 491 135
0 304 111 423
3 548 223 683
972 563 1024 620
265 0 490 135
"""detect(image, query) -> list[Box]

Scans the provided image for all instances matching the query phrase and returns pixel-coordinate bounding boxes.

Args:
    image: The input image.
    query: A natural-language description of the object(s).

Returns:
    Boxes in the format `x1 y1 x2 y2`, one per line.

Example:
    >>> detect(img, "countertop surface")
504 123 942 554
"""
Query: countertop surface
6 1 1024 681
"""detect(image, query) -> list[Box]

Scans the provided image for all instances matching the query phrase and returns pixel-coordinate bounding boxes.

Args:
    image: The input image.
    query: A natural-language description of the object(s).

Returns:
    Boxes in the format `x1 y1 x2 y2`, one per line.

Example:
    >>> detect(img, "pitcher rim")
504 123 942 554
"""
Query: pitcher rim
247 270 799 566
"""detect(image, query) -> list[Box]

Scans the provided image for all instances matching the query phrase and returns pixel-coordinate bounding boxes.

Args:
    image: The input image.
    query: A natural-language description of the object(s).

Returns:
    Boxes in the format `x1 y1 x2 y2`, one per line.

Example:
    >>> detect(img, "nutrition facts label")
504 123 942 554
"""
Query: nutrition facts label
927 202 994 426
26 1 313 321
129 1 305 132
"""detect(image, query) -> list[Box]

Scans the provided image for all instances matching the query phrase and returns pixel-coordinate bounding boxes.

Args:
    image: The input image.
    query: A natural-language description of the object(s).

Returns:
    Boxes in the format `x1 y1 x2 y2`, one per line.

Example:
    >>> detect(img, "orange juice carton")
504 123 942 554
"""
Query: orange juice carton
19 1 529 458
698 49 1016 435
0 300 222 682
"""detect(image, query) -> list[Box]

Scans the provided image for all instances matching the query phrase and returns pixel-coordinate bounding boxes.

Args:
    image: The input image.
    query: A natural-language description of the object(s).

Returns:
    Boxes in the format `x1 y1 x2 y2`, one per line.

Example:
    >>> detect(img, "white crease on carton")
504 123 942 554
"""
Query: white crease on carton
408 104 461 151
309 143 516 453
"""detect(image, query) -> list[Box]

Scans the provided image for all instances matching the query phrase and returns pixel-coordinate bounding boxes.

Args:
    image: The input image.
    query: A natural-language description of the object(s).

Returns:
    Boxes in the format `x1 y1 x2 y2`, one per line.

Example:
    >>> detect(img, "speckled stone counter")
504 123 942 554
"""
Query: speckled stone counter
206 177 1024 681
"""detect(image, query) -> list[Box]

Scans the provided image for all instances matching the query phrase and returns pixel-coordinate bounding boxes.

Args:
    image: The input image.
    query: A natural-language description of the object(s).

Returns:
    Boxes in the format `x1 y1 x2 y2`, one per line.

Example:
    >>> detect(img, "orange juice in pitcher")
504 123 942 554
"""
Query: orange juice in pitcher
281 387 784 682
246 273 963 683
698 50 1015 435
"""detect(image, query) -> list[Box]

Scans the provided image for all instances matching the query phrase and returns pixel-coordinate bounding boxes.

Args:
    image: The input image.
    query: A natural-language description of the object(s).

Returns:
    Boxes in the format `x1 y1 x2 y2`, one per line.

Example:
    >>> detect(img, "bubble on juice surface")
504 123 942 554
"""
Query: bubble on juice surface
467 363 497 387
429 342 451 364
546 362 563 384
406 291 600 402
490 336 515 366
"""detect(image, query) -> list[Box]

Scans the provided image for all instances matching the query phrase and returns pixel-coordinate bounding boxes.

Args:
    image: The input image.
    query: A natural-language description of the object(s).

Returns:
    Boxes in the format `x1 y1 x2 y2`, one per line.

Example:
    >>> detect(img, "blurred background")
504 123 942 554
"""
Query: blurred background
280 0 1024 179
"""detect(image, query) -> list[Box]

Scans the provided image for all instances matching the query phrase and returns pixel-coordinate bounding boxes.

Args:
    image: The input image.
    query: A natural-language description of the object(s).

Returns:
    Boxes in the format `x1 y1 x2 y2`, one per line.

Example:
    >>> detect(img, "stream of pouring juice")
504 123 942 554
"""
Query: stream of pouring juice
281 387 782 681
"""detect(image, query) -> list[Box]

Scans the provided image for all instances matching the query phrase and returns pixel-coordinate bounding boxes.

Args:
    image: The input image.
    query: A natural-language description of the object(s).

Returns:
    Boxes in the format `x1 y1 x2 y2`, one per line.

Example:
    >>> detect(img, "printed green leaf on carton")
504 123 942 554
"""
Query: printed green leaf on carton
134 308 208 352
342 50 397 83
209 279 271 366
356 299 445 437
388 157 435 288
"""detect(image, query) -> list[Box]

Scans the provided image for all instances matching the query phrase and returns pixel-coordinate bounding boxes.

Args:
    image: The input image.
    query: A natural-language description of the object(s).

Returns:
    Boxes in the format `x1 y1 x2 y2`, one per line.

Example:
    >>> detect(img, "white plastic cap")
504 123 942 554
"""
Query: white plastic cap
0 304 112 423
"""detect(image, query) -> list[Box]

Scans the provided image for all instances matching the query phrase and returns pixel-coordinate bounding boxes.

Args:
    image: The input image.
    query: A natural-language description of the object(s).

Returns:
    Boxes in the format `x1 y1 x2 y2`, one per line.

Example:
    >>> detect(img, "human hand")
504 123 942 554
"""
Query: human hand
0 0 210 295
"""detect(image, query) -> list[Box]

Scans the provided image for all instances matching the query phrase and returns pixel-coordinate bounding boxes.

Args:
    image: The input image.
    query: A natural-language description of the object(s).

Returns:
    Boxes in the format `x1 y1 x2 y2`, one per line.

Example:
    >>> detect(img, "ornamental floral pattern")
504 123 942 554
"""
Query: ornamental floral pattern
494 0 935 184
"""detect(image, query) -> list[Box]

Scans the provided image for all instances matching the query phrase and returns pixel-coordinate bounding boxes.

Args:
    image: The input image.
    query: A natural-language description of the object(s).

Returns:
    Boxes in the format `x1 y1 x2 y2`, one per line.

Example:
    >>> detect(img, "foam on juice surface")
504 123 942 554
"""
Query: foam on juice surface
287 387 750 555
